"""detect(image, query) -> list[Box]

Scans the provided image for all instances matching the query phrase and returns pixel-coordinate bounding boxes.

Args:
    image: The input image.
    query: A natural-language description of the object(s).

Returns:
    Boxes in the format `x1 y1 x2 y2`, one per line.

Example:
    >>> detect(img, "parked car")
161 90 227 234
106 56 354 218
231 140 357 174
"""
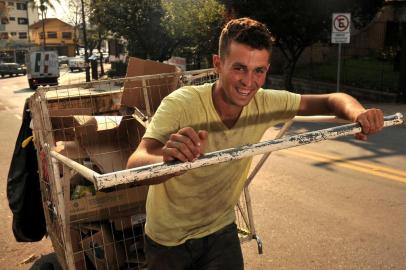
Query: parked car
0 63 27 77
58 56 69 66
68 55 86 72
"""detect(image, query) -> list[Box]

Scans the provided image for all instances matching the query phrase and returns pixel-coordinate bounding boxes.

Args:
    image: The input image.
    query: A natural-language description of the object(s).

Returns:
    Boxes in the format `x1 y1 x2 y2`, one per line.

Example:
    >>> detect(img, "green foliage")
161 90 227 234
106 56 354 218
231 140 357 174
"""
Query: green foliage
94 0 225 64
294 57 399 92
221 0 385 90
162 0 225 59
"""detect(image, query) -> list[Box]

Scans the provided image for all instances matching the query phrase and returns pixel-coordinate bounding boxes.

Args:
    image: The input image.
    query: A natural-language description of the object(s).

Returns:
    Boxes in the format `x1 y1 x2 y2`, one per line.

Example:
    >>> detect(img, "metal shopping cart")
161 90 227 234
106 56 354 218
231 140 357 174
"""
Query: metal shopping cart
29 61 403 269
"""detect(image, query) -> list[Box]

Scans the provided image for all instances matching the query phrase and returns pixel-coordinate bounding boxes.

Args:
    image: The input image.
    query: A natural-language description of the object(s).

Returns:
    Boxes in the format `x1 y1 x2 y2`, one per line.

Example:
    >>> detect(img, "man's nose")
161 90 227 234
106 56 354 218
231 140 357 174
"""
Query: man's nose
241 71 254 88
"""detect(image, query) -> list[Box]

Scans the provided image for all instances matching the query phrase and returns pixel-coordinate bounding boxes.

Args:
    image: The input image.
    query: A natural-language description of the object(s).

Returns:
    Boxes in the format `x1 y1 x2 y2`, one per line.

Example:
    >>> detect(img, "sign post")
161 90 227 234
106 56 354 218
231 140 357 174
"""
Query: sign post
332 13 351 92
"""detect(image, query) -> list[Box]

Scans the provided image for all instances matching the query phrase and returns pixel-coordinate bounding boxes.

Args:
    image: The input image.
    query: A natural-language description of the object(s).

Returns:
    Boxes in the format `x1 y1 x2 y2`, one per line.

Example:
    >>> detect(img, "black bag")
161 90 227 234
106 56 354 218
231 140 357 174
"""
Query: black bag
7 99 46 242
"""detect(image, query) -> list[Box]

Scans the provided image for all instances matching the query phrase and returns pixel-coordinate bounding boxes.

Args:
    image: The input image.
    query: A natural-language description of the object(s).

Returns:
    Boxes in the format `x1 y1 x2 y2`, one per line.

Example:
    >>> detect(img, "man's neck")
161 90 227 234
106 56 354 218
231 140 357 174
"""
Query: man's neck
212 82 243 129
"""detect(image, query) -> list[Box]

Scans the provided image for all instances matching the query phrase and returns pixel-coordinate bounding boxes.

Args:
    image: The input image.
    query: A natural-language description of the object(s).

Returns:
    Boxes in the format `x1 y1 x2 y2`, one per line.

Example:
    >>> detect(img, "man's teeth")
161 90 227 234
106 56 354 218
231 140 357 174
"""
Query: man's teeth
237 88 250 96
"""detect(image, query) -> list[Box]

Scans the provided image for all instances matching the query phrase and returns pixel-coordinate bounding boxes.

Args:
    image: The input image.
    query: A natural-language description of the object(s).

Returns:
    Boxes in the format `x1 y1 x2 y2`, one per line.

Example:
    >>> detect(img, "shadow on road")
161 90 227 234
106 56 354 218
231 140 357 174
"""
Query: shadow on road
30 253 62 270
285 119 406 170
14 88 34 94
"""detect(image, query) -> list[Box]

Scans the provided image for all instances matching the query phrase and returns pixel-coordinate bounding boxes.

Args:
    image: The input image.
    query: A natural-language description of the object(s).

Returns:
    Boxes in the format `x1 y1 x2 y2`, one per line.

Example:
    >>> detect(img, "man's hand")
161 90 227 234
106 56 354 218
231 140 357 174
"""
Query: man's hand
162 127 208 162
354 108 384 141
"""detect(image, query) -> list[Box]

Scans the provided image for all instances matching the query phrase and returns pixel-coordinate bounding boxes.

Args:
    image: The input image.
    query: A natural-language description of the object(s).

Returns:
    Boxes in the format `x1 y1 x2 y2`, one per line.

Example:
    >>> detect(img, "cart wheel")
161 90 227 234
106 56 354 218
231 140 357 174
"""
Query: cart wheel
253 234 263 254
39 262 54 270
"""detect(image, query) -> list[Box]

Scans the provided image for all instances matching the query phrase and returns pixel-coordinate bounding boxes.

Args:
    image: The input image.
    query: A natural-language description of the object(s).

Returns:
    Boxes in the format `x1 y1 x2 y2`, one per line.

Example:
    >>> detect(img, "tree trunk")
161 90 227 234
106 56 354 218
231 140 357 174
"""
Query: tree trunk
98 32 104 76
41 10 46 49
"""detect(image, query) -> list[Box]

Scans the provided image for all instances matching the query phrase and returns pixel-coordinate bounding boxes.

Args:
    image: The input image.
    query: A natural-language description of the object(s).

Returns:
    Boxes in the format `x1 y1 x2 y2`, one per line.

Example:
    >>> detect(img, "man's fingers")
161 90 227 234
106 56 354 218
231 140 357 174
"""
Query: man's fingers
162 145 189 162
198 130 208 154
179 127 201 147
170 133 200 156
198 130 208 140
358 117 371 134
356 108 384 135
163 128 209 163
166 140 196 161
373 109 384 132
355 133 368 141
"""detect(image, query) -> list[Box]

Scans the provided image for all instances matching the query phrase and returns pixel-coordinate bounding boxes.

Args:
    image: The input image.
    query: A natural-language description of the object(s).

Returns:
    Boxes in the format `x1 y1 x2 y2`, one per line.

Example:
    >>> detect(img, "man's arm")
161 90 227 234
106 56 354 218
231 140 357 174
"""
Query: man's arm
126 128 208 185
298 93 384 140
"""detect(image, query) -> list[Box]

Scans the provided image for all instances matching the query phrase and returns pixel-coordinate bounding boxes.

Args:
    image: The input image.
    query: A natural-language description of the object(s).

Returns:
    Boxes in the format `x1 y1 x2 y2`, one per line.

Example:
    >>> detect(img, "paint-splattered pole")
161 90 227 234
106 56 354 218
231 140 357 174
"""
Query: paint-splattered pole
91 113 403 189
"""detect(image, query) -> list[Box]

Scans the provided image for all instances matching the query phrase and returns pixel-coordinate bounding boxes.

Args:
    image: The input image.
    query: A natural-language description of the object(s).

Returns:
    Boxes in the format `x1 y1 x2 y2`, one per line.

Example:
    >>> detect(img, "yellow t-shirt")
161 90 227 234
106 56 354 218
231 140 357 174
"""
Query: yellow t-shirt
144 83 300 246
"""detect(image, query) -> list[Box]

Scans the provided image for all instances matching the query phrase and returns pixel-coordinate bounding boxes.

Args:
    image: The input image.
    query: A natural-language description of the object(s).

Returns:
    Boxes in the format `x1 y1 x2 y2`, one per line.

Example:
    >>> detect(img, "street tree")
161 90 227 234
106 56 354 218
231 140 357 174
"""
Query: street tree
95 0 224 64
221 0 385 90
65 0 82 55
28 0 60 49
95 0 172 61
161 0 225 68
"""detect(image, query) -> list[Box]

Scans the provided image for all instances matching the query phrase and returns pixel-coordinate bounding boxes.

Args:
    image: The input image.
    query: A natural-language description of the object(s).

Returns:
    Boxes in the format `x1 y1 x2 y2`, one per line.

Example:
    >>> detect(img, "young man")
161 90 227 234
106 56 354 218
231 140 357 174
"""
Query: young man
127 18 384 270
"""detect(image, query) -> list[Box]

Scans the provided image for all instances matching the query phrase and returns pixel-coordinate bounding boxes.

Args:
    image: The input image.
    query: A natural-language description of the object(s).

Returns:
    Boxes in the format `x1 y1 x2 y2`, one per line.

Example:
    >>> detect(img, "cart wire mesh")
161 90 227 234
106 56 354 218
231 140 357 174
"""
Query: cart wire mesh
29 68 403 269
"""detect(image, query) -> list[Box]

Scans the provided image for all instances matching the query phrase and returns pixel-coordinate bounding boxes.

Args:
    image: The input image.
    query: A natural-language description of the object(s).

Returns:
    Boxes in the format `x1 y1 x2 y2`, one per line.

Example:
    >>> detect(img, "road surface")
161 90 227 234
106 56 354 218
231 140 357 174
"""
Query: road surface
0 72 405 269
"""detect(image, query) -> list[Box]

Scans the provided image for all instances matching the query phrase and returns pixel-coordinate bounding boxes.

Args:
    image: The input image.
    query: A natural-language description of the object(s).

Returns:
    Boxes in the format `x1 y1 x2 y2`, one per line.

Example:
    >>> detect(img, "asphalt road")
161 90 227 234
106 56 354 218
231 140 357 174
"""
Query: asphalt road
0 72 405 269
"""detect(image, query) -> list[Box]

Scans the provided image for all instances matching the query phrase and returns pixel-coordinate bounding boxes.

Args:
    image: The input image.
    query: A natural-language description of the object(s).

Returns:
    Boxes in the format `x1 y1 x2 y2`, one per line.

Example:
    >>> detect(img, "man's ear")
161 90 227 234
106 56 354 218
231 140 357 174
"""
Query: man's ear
212 54 221 73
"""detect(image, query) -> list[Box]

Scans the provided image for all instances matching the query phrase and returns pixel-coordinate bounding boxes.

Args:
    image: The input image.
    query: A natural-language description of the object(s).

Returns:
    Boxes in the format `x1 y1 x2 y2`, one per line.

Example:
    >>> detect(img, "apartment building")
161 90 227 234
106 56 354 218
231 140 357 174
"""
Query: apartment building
0 0 39 63
30 18 76 57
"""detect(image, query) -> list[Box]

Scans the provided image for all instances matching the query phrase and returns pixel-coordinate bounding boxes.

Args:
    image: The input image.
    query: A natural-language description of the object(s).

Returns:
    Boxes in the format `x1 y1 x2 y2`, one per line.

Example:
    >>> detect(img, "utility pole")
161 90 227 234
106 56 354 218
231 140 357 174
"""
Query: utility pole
399 23 406 102
40 5 46 50
80 0 90 82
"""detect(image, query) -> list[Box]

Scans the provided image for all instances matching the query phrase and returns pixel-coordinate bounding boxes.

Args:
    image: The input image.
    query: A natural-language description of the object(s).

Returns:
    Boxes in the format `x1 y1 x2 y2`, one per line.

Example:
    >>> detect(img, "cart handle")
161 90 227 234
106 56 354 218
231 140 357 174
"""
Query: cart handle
91 113 403 189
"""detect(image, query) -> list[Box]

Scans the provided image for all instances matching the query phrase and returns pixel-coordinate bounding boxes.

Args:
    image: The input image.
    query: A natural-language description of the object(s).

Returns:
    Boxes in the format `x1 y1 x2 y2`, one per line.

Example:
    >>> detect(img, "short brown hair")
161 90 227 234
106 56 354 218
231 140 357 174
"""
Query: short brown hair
219 17 272 60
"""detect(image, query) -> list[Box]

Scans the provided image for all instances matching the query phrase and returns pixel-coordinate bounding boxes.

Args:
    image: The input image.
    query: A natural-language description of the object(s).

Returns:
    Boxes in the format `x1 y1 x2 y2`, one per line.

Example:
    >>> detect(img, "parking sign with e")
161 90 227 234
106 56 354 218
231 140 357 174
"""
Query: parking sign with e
331 13 351 44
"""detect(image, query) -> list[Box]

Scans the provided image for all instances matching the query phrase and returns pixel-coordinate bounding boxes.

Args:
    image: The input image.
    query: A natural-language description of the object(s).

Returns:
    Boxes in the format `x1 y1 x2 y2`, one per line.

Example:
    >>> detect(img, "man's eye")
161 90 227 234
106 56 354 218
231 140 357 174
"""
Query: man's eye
255 68 265 74
234 66 245 72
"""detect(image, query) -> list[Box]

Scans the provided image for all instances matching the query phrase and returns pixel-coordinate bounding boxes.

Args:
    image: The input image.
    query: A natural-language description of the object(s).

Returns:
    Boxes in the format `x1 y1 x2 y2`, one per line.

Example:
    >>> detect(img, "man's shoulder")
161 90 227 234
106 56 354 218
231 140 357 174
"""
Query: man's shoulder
166 83 212 103
256 88 296 97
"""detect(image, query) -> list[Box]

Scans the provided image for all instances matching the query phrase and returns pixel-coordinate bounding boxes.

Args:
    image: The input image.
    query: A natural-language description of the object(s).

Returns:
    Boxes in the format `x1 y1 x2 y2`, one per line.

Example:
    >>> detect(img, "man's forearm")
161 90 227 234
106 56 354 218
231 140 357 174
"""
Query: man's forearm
126 148 177 185
326 93 366 122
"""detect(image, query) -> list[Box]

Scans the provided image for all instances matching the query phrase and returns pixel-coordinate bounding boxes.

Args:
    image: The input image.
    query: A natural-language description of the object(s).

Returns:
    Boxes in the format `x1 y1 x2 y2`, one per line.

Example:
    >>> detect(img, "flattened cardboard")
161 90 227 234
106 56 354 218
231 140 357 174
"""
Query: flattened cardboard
68 184 148 223
54 141 88 160
73 115 146 173
122 57 180 114
81 224 125 270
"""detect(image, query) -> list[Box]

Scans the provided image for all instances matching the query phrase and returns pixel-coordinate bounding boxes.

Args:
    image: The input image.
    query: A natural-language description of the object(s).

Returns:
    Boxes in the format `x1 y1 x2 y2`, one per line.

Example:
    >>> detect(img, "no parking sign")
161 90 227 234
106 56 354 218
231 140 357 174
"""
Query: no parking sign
331 13 351 44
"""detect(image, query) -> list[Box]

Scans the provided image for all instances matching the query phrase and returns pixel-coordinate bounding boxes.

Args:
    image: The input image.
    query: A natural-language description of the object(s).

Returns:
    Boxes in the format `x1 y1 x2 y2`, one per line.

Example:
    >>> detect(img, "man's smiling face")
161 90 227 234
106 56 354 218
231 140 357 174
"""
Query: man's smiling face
213 41 270 108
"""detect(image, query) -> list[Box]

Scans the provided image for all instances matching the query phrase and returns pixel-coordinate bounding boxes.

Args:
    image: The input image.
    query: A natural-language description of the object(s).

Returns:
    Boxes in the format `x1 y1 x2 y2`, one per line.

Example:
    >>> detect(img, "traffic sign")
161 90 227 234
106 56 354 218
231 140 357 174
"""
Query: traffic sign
331 13 351 44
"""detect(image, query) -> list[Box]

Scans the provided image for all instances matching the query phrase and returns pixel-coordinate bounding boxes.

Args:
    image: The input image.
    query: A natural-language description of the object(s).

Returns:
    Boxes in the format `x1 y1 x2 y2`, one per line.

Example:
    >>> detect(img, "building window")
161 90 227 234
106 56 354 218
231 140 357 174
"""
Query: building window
18 17 28 24
47 31 57 38
9 17 15 21
0 32 9 39
1 17 9 24
62 32 72 39
10 32 16 36
16 2 27 10
18 32 27 39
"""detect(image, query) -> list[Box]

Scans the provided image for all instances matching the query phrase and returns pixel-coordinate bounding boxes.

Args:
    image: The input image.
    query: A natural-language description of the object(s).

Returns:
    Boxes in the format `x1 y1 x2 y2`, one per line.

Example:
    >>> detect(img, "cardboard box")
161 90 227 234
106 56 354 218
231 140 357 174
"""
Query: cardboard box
111 213 146 231
69 184 148 223
81 224 125 270
73 115 145 173
70 227 87 270
54 141 88 160
122 57 180 115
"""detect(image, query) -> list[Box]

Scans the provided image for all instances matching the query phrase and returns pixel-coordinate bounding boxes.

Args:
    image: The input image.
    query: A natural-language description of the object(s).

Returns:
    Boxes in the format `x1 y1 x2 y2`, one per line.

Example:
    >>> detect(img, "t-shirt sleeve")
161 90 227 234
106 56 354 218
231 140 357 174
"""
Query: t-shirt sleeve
261 90 301 125
143 96 183 144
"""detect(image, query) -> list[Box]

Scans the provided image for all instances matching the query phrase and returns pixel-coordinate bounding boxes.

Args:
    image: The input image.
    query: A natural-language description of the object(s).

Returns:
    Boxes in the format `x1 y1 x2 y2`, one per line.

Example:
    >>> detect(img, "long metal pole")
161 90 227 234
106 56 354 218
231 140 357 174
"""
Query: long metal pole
336 43 342 92
95 113 403 189
80 0 90 82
